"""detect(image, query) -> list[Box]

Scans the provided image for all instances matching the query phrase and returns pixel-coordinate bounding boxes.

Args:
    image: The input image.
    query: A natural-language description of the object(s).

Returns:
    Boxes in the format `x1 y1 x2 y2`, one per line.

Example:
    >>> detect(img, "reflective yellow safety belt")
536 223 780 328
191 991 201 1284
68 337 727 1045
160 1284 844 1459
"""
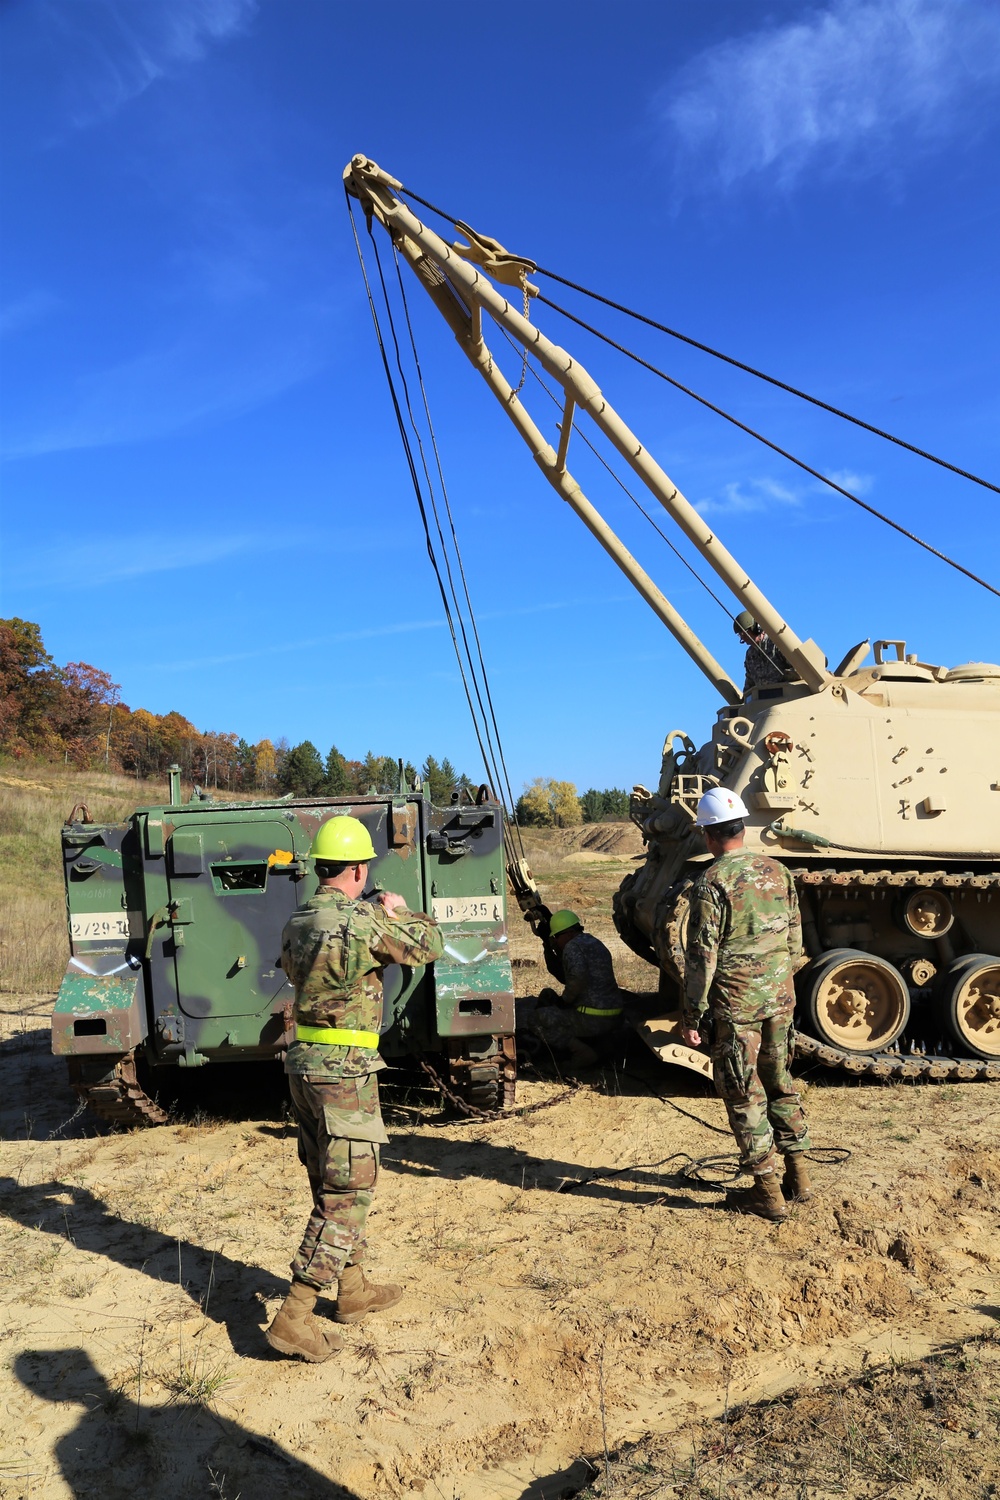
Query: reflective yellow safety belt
295 1024 380 1048
577 1006 623 1017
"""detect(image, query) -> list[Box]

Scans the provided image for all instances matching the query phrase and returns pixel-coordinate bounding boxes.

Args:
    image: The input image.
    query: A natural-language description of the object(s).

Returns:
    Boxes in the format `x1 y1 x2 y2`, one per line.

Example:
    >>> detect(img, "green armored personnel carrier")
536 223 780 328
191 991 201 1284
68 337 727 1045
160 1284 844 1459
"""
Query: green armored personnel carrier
54 770 517 1125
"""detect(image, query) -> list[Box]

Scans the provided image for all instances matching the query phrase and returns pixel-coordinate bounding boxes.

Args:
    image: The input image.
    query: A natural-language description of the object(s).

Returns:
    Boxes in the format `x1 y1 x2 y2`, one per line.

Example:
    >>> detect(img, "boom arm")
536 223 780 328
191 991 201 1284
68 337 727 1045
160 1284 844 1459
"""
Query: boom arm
346 155 831 695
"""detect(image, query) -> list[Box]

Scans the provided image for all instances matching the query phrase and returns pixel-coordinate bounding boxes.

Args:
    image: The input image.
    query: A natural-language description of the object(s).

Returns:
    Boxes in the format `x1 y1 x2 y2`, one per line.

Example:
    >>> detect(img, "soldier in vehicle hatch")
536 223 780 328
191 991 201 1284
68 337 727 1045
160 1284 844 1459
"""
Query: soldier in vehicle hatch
734 610 791 691
266 815 443 1363
679 788 812 1223
517 909 624 1070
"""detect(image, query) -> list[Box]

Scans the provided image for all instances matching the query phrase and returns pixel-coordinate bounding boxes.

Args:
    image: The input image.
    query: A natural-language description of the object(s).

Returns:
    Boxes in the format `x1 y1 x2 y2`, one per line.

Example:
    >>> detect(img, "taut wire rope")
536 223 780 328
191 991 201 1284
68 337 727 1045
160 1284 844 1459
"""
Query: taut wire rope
395 180 1000 502
347 197 512 817
493 319 784 673
391 247 525 857
538 293 1000 601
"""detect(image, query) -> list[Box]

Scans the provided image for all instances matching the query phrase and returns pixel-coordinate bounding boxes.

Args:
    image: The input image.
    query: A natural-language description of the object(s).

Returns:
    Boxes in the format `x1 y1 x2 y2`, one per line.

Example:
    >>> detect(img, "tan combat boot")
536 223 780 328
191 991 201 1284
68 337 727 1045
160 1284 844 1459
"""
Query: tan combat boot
782 1154 814 1202
333 1264 403 1325
266 1279 343 1361
728 1171 789 1222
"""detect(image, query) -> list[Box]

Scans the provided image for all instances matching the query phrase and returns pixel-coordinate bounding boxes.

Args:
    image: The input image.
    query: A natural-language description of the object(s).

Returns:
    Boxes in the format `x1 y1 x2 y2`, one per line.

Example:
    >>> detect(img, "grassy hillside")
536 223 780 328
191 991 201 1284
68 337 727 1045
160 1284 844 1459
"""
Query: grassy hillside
0 763 183 994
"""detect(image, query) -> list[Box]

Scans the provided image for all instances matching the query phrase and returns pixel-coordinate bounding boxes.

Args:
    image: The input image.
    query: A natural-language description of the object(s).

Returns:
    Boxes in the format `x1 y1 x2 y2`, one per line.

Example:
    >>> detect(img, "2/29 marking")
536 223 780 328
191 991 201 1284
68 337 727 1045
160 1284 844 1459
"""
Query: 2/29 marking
71 913 129 941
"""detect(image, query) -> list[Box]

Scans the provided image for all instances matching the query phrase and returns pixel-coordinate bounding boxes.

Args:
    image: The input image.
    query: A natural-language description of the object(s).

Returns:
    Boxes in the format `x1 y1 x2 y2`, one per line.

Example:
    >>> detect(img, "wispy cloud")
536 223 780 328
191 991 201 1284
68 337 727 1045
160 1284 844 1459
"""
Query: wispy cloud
1 320 326 459
149 596 631 672
694 469 874 515
825 469 873 495
2 524 397 592
661 0 1000 191
44 0 257 129
696 477 805 516
0 292 61 338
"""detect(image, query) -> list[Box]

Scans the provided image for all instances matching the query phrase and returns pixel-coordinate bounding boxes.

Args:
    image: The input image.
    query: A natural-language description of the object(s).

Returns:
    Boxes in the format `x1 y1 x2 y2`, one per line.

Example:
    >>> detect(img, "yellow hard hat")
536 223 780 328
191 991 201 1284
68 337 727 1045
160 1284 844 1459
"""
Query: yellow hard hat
549 909 582 937
309 815 376 863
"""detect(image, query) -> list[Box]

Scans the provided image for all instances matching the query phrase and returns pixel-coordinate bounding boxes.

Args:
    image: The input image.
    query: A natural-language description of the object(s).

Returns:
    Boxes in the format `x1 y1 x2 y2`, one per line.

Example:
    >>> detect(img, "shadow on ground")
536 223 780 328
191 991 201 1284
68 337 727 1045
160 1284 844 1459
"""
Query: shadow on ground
11 1347 362 1500
0 1175 285 1357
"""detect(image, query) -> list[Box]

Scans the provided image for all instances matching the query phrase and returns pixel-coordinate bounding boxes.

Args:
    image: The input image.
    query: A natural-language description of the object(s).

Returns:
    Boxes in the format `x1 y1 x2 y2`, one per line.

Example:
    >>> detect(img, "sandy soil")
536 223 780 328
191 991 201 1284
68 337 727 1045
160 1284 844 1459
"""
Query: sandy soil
1 1010 998 1498
1 838 998 1498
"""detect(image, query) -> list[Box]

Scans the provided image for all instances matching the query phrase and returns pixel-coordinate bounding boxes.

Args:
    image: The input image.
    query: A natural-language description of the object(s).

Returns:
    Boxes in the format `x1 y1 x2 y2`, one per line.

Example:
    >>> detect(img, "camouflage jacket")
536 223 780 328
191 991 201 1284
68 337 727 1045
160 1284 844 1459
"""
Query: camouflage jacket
282 889 444 1078
683 851 802 1027
561 932 622 1012
744 635 790 690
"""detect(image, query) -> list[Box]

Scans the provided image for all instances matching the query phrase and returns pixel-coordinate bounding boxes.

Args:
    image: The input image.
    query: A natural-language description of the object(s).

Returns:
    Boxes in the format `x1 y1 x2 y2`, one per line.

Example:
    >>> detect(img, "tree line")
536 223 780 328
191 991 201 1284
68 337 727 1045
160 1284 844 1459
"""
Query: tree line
0 618 469 801
1 619 632 820
515 778 631 827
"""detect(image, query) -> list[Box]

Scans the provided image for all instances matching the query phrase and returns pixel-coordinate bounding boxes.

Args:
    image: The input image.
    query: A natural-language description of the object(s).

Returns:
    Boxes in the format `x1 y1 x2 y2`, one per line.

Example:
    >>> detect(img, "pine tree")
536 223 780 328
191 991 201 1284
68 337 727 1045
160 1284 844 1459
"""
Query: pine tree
580 788 604 823
324 744 351 796
603 787 630 819
422 755 446 804
439 757 458 800
280 740 325 796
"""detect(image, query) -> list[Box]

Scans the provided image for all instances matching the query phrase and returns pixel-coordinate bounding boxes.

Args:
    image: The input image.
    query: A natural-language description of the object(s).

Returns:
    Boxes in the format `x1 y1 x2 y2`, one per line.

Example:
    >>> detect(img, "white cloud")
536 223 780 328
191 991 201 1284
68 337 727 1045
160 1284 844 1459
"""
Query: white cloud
44 0 257 128
825 468 873 495
695 467 874 515
662 0 1000 190
696 477 805 515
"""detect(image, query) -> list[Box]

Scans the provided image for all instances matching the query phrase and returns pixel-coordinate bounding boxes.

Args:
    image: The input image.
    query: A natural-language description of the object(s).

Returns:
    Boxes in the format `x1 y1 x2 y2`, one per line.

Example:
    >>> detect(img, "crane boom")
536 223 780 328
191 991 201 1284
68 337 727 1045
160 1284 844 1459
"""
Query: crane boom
345 154 831 695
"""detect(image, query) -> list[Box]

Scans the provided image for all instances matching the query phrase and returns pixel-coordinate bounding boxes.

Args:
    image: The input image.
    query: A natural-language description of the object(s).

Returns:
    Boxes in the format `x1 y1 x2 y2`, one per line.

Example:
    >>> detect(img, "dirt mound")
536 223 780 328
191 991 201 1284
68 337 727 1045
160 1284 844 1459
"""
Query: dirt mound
521 823 644 868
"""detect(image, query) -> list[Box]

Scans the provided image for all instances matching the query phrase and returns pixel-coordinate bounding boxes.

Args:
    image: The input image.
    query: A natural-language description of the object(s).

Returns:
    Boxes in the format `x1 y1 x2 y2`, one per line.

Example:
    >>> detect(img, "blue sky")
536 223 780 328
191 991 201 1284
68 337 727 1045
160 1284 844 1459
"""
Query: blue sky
2 0 998 795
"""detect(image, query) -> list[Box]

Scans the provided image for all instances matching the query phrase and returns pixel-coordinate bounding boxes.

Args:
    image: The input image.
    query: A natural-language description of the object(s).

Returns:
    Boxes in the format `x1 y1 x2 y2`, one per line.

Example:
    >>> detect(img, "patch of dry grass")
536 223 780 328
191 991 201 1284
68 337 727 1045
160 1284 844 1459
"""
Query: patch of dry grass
0 762 259 994
579 1335 1000 1498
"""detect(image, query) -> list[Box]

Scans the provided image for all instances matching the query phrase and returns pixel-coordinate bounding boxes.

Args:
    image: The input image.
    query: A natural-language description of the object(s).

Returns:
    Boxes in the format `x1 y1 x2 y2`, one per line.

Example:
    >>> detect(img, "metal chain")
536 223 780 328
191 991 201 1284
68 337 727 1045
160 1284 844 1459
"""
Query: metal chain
510 272 530 396
418 1057 577 1123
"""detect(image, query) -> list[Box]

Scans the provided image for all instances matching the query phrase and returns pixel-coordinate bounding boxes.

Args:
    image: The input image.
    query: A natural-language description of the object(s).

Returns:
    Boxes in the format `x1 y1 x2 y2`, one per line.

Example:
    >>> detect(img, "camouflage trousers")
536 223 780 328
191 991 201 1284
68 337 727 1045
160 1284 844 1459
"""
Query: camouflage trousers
288 1072 385 1290
709 999 810 1176
517 991 619 1052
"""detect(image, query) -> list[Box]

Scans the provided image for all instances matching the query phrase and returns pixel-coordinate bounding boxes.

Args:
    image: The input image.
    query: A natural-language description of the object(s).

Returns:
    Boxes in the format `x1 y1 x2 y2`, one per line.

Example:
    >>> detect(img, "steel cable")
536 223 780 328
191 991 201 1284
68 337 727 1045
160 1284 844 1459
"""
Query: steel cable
393 180 1000 502
347 196 510 806
391 249 526 858
493 320 779 673
538 293 1000 601
365 224 508 805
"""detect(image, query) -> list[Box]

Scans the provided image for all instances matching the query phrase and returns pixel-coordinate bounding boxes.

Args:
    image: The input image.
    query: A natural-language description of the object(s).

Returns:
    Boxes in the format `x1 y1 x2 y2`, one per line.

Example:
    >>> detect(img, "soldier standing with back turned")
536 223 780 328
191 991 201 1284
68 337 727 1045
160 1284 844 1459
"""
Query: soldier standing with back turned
266 815 444 1362
679 788 812 1222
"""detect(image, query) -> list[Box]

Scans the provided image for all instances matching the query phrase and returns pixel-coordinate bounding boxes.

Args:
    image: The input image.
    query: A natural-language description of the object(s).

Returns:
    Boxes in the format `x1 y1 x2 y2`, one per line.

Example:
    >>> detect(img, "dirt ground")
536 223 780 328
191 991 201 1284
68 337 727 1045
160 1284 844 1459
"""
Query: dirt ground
1 836 998 1499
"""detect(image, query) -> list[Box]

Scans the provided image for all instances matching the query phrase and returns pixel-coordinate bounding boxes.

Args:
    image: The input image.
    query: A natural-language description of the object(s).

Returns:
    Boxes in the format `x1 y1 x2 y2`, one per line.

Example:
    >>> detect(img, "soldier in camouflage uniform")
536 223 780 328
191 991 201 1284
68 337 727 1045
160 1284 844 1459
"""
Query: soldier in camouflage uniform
734 611 791 692
517 909 624 1069
265 815 443 1362
679 788 812 1222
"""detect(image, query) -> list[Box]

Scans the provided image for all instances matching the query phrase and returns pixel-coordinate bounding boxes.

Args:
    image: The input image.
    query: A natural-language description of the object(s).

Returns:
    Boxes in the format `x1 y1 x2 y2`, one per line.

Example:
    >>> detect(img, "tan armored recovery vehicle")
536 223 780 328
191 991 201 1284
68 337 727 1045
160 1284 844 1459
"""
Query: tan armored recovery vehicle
345 154 1000 1084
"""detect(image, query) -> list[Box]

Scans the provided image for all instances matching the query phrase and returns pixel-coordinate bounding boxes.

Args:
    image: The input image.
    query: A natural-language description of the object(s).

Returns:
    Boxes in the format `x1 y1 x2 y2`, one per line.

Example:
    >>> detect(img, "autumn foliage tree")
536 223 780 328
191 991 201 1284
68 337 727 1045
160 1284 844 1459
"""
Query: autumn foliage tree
0 619 471 801
515 777 582 828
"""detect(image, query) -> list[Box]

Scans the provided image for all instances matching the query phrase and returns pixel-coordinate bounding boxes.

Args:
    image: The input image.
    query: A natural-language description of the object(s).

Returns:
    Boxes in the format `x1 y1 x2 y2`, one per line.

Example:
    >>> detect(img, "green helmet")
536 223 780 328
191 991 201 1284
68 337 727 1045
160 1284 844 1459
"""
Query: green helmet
734 610 757 633
309 815 376 863
549 908 582 937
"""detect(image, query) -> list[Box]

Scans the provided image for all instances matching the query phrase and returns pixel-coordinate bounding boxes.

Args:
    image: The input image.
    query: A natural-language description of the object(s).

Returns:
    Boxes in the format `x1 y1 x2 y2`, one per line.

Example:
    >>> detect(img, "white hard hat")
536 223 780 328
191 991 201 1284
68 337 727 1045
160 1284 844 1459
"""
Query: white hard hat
695 787 750 827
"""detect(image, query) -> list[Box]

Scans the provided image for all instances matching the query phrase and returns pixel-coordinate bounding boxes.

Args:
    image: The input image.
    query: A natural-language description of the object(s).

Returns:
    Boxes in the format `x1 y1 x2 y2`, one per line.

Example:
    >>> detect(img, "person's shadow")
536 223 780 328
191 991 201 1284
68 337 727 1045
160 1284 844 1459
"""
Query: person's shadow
12 1348 362 1500
0 1176 285 1357
382 1132 726 1210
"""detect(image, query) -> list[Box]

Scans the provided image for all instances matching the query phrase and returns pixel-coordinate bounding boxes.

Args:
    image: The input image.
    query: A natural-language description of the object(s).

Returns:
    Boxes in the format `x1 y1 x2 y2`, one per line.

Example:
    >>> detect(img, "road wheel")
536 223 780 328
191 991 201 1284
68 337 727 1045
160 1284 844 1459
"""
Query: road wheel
936 955 1000 1060
801 948 910 1054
